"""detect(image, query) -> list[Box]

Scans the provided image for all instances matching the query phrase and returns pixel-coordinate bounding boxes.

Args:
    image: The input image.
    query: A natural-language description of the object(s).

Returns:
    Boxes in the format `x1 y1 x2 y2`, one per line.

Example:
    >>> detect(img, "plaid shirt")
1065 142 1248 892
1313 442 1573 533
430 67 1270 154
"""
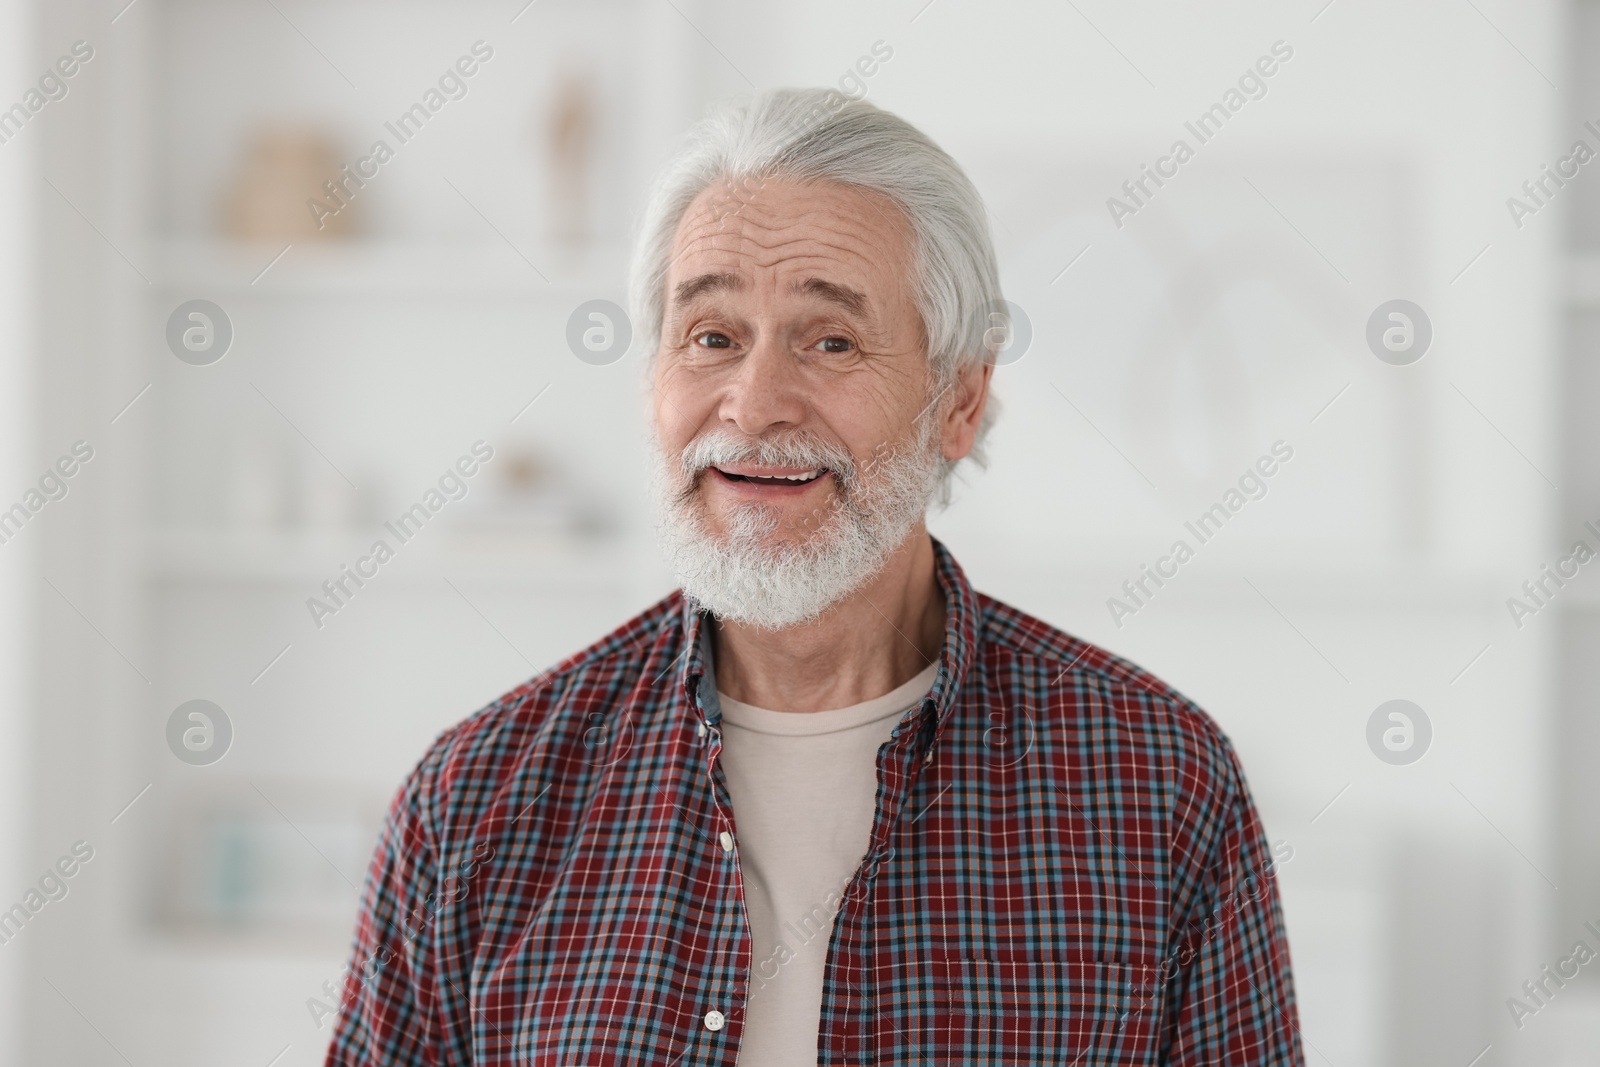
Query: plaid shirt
325 539 1303 1065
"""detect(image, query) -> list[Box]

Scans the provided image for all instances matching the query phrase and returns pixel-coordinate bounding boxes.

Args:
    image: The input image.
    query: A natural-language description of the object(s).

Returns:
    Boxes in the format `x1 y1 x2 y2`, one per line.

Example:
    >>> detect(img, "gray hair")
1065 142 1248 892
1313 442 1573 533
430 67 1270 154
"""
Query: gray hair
628 86 1003 503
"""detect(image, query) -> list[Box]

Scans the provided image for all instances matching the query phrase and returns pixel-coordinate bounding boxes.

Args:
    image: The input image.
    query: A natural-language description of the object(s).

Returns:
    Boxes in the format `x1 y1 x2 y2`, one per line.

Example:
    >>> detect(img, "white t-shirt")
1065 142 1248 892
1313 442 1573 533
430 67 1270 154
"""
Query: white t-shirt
716 660 940 1067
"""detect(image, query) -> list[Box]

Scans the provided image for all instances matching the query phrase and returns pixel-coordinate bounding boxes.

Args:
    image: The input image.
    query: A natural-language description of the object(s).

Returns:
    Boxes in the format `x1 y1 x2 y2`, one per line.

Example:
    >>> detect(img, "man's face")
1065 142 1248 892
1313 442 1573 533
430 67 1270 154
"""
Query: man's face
652 176 934 549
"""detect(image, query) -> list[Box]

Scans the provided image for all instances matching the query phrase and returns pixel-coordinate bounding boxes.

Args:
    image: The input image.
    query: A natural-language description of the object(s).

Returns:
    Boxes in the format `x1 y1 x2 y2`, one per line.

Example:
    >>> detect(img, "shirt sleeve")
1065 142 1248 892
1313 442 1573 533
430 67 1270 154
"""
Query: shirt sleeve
324 764 444 1066
1160 747 1304 1065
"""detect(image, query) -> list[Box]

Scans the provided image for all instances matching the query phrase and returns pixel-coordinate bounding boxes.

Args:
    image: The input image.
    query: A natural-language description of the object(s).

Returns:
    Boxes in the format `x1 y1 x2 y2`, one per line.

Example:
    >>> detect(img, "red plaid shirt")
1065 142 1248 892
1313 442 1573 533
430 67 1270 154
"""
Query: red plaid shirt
326 539 1303 1065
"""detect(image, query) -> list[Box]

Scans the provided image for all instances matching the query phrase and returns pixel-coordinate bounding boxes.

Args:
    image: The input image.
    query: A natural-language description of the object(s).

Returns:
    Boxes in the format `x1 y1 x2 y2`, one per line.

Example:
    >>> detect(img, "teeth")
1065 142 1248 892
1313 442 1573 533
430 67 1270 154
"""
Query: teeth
723 468 821 482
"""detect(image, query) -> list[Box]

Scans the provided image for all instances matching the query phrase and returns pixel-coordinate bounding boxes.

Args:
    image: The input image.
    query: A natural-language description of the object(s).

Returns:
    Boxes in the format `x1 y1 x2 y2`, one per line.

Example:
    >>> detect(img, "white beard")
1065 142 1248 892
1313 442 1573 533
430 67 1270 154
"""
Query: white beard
650 416 944 630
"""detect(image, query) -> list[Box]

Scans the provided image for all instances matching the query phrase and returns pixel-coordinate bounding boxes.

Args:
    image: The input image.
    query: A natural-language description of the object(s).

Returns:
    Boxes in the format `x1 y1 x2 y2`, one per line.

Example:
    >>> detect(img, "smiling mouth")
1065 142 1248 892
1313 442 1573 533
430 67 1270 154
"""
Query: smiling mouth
712 467 828 487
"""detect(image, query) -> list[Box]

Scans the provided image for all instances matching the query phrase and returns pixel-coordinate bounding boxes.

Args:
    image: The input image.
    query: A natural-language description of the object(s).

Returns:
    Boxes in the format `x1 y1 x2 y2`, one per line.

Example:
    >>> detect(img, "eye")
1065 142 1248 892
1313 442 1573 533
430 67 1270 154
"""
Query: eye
815 337 854 354
694 331 733 350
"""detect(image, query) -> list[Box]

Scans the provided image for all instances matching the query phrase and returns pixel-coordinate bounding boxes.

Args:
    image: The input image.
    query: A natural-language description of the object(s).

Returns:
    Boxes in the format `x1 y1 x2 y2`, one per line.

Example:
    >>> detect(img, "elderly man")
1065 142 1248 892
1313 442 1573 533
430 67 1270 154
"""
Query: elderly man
326 88 1302 1066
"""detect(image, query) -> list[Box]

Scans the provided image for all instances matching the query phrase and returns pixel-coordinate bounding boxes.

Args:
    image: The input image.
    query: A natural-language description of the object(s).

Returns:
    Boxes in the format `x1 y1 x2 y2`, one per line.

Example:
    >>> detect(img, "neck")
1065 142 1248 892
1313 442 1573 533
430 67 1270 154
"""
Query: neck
710 525 946 712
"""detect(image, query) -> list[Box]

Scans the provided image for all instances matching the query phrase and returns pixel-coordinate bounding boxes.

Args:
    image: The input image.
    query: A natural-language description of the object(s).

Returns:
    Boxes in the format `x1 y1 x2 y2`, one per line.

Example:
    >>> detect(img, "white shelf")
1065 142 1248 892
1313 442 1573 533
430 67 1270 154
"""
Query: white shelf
149 238 631 299
968 554 1538 611
144 526 1594 611
147 526 636 588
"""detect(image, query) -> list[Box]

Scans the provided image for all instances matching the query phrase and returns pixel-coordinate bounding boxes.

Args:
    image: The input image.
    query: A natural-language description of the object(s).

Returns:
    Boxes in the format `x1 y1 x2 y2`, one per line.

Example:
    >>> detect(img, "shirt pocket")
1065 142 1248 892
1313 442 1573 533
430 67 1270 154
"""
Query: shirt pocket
936 956 1161 1066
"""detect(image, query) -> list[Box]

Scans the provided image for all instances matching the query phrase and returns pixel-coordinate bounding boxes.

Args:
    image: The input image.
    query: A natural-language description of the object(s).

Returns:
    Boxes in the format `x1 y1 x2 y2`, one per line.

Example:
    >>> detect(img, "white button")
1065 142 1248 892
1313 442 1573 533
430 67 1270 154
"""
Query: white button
704 1009 725 1032
718 831 734 852
697 721 707 738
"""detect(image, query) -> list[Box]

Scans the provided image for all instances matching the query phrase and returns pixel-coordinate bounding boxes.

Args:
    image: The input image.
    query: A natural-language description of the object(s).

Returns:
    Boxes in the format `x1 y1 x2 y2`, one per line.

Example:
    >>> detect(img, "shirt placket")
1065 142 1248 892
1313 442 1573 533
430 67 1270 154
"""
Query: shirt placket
816 698 939 1066
689 686 752 1067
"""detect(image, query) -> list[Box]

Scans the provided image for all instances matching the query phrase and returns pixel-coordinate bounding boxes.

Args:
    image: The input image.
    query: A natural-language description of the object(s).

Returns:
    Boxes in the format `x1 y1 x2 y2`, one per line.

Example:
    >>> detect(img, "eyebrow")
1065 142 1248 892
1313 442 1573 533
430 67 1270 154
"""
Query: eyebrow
669 272 873 318
794 278 869 318
672 272 743 306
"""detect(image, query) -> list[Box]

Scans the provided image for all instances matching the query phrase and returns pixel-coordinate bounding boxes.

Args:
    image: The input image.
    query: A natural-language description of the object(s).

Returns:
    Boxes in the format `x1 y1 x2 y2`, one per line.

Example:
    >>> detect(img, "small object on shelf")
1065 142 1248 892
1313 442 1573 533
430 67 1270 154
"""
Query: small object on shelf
220 125 354 242
447 441 612 546
153 777 384 943
228 416 296 530
544 68 597 251
302 452 364 532
502 448 553 496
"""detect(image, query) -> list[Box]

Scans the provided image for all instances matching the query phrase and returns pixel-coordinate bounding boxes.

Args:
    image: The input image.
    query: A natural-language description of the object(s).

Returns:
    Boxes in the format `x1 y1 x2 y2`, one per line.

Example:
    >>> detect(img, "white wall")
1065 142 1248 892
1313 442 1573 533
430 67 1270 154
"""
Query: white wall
0 0 35 1061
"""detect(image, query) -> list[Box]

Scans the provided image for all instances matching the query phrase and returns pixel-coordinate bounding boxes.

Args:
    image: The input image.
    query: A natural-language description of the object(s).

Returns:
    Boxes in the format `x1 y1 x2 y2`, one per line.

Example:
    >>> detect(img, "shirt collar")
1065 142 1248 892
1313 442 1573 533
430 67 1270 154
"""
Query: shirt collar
677 535 980 750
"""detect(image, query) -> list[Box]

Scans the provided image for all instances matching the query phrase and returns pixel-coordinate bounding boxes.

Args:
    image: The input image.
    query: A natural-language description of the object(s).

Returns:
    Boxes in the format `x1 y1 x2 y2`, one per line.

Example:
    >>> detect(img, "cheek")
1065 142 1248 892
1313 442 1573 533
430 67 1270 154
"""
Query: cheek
653 359 708 447
834 405 915 474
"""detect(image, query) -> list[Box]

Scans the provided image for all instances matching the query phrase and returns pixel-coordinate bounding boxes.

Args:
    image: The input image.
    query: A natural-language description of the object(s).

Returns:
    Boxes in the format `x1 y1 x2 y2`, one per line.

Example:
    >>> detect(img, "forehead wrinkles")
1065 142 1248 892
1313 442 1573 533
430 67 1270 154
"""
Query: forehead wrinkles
673 181 913 273
677 215 892 276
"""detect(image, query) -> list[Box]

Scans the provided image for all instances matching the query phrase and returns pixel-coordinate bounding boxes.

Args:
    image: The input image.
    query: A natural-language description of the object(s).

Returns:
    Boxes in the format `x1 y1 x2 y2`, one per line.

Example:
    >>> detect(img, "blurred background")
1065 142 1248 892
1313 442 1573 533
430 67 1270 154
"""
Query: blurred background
0 0 1595 1063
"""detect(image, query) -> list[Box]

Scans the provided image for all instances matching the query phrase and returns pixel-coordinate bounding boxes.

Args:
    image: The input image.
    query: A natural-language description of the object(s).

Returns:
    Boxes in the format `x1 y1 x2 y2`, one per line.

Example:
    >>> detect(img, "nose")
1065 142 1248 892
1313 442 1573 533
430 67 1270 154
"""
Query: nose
717 331 807 438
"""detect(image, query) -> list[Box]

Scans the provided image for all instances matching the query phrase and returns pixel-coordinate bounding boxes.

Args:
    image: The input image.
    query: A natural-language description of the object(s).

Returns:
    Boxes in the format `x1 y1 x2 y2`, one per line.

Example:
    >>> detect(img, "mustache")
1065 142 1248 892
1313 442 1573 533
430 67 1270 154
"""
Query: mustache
678 429 859 487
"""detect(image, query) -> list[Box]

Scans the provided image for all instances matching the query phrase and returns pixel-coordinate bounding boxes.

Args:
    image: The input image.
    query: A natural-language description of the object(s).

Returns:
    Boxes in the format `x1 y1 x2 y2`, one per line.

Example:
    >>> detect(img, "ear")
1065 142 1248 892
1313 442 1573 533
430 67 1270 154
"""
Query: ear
940 359 993 462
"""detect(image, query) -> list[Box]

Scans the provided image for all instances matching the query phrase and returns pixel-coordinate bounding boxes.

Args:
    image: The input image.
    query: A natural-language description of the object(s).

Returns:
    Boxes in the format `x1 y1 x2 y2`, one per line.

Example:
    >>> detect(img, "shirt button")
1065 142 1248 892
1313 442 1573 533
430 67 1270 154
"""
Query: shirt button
718 831 734 852
697 721 707 738
704 1009 725 1032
